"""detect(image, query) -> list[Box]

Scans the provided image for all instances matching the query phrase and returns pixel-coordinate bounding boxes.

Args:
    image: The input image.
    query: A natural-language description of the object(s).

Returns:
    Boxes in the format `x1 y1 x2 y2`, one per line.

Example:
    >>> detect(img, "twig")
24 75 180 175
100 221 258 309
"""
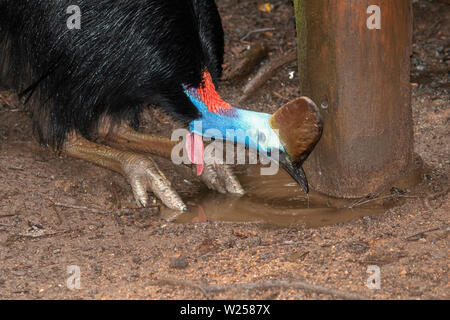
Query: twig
348 192 382 209
405 224 448 241
348 194 418 209
52 202 107 214
0 214 17 218
8 166 24 171
272 91 290 101
151 279 211 300
6 229 81 244
222 42 269 81
151 278 369 300
240 28 275 42
240 49 297 102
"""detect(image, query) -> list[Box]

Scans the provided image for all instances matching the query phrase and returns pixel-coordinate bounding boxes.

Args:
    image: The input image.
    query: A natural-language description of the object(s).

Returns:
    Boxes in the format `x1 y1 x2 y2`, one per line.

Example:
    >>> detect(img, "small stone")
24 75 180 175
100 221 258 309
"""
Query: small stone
287 251 309 262
169 256 189 269
132 256 142 265
244 236 261 247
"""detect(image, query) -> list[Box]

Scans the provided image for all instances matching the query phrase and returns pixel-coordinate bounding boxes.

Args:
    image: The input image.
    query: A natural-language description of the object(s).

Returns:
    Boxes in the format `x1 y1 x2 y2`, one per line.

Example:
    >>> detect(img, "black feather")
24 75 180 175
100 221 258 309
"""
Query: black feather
0 0 225 147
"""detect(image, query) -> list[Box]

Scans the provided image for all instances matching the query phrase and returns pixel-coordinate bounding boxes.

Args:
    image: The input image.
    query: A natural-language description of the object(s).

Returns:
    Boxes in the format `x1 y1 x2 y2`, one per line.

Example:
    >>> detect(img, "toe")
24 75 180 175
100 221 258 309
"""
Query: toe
129 175 149 208
144 158 187 211
198 163 245 195
123 155 187 211
149 176 187 211
199 165 227 194
215 164 245 195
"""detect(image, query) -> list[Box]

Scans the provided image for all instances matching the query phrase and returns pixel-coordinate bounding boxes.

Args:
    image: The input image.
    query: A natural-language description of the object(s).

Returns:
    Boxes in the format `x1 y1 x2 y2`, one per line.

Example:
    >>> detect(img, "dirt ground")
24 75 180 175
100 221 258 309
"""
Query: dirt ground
0 0 448 300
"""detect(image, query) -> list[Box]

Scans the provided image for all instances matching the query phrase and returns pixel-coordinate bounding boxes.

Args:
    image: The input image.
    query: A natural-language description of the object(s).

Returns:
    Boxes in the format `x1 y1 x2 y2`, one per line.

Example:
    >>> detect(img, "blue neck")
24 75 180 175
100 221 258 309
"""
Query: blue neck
185 89 284 153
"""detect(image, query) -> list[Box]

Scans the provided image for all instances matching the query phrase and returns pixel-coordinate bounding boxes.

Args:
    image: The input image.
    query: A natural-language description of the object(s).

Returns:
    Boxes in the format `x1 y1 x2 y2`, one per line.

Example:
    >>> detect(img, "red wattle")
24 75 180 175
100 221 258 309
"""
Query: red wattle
197 71 232 113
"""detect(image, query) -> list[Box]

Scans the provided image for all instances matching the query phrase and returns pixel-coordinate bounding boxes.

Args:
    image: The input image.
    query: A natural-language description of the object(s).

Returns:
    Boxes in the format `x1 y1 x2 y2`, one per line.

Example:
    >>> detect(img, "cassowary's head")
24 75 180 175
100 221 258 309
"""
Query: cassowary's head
184 72 323 193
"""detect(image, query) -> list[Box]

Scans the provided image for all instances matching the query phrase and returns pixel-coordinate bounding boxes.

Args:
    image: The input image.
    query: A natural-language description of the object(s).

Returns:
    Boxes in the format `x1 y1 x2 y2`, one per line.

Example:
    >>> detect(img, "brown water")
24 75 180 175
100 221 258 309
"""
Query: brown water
161 166 393 228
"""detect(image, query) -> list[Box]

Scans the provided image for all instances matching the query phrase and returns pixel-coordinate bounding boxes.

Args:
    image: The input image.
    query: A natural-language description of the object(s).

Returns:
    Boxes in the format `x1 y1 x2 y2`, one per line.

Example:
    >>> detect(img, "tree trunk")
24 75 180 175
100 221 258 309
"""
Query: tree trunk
294 0 415 198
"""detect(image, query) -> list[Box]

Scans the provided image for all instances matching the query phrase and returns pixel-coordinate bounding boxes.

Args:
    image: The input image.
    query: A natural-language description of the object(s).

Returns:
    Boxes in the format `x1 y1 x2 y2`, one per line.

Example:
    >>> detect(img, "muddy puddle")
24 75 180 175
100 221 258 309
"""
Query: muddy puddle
161 166 392 228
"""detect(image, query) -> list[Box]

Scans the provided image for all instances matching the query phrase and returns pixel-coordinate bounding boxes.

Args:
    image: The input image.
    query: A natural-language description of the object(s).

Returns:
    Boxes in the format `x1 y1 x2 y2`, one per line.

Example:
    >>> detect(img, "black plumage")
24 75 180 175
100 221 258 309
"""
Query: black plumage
0 0 224 147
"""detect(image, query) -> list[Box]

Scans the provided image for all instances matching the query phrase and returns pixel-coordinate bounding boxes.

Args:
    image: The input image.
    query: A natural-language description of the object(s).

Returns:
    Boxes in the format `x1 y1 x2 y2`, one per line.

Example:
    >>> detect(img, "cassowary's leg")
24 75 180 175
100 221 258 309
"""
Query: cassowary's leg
63 131 187 211
102 123 245 195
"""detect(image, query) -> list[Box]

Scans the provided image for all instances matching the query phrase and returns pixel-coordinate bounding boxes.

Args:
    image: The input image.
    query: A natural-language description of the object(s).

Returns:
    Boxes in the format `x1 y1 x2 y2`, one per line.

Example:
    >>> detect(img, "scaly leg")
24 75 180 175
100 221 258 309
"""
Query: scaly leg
63 131 187 211
103 123 244 195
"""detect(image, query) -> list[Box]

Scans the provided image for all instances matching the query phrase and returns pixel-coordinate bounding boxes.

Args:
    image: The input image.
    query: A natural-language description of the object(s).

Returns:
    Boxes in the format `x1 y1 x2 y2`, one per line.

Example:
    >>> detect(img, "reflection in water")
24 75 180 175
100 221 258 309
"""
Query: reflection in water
163 166 389 228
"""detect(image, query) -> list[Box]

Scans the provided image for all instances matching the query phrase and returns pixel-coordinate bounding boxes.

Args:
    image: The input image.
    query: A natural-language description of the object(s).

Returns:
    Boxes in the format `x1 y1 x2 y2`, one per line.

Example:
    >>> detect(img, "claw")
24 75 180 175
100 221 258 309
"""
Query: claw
129 175 150 208
199 164 227 193
198 163 244 196
214 164 245 195
123 155 187 211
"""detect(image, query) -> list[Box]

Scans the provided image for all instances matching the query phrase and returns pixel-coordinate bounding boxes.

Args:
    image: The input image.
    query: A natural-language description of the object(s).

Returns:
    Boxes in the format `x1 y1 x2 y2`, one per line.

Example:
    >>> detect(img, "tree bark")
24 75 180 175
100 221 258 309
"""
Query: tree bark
294 0 415 198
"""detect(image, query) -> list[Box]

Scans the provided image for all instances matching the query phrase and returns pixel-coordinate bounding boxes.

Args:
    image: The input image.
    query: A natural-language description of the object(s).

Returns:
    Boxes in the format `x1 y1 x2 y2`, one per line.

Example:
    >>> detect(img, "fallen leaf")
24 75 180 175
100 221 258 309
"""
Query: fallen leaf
258 3 272 13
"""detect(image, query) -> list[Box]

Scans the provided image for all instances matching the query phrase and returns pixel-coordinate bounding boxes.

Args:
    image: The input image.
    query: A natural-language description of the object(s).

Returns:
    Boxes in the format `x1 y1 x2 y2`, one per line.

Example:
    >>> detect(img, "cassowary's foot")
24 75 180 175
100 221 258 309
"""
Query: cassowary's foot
64 132 187 211
121 156 187 211
199 164 244 195
104 123 244 195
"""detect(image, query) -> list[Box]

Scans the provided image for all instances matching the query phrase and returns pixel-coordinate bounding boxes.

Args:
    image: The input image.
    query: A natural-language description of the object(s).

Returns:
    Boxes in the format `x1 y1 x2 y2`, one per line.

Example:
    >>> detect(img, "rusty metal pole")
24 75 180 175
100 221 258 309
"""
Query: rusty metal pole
294 0 415 198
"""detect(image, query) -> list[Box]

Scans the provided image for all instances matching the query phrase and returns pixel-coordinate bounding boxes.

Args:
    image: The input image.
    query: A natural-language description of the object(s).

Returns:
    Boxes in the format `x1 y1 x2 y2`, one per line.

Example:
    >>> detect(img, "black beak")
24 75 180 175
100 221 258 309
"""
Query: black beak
278 151 309 193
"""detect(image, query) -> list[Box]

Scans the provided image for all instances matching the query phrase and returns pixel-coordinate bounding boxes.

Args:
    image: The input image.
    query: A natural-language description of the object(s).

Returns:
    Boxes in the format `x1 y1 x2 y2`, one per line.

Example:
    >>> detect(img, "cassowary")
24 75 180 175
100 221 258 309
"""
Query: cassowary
0 0 322 211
